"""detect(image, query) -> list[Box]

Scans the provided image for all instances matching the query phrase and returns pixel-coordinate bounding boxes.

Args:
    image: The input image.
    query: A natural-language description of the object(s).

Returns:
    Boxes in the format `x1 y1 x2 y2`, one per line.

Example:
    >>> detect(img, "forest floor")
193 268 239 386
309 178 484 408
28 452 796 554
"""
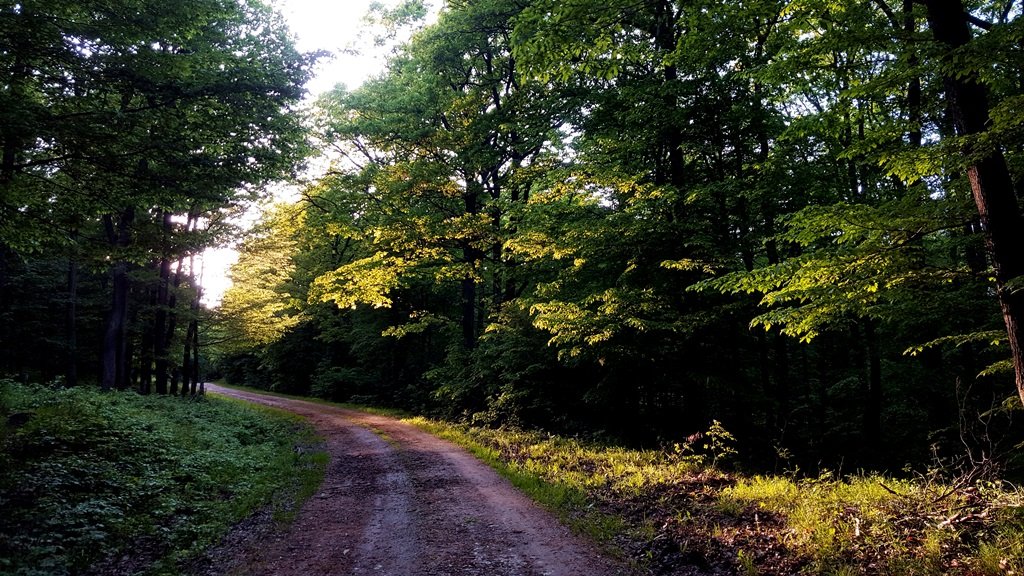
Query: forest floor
199 384 628 576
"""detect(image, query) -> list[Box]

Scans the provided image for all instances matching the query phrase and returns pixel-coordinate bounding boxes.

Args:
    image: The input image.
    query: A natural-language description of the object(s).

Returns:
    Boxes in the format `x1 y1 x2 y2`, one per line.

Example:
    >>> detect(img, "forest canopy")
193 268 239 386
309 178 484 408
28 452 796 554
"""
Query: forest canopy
2 0 1023 473
214 0 1024 472
1 0 316 394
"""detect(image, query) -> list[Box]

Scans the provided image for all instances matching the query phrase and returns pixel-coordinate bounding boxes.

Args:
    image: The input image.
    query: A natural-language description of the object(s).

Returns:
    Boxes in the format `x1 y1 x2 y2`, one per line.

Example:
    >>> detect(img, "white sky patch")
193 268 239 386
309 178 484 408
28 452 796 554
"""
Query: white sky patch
276 0 389 97
199 247 240 305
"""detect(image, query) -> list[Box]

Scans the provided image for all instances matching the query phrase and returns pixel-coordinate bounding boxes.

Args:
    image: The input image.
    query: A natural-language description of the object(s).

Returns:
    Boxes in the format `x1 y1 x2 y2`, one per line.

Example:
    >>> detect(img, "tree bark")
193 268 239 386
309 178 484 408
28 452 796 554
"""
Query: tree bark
101 209 134 392
864 321 883 454
138 266 157 395
66 247 78 387
924 0 1024 406
165 255 183 396
182 319 195 395
190 290 201 396
184 253 203 397
461 179 484 349
153 253 171 395
903 0 922 149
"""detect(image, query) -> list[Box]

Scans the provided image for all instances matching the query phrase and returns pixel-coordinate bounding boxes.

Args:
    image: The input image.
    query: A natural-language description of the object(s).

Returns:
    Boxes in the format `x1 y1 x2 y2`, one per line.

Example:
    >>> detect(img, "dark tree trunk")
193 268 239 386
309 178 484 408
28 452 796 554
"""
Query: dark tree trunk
0 246 8 373
903 0 922 149
122 337 134 392
190 302 201 396
186 256 203 397
461 274 479 349
66 249 78 387
153 212 175 394
165 256 183 396
102 262 130 392
138 269 157 395
182 319 195 394
864 321 883 455
101 209 134 392
153 266 171 394
461 180 484 349
651 0 683 190
182 253 199 396
2 53 26 185
924 0 1024 406
773 333 790 431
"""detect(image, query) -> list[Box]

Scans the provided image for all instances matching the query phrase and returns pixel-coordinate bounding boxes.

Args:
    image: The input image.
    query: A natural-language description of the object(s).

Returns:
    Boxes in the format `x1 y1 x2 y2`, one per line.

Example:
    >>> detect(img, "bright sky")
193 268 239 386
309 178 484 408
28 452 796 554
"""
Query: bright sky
276 0 394 95
201 0 435 306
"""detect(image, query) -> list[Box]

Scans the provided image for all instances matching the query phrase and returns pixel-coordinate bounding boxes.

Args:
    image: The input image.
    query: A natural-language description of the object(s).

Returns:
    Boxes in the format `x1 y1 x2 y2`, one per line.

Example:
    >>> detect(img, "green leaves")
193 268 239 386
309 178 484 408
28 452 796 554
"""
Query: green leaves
219 204 303 348
694 195 976 341
310 253 412 310
0 381 318 575
1 0 316 259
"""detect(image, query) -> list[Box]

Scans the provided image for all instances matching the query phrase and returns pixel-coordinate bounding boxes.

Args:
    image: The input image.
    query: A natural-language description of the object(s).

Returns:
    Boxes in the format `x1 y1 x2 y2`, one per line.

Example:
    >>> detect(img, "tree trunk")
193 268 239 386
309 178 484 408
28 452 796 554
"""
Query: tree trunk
101 209 134 392
66 248 78 387
864 321 883 455
924 0 1024 406
651 0 683 190
0 246 8 373
190 303 201 396
122 337 135 391
461 180 484 349
138 269 156 395
903 0 922 149
182 253 199 396
166 256 183 396
102 261 130 392
188 258 203 397
461 274 479 349
182 319 195 395
153 264 171 394
152 212 175 394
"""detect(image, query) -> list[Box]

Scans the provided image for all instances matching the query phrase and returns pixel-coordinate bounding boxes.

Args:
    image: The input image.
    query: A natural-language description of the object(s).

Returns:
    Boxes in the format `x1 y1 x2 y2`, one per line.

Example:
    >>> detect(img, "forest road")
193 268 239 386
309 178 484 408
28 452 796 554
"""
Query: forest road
202 384 628 576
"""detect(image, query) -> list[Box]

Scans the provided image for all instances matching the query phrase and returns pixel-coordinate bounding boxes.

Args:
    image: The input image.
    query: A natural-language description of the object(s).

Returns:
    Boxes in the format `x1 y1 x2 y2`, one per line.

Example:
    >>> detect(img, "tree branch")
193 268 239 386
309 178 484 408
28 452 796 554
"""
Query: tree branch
871 0 901 28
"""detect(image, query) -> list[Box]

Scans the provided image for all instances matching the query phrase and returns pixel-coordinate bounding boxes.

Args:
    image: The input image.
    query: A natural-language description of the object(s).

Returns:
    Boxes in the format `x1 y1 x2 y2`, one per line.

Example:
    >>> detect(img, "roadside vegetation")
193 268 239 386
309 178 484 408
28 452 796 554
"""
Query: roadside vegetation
0 380 325 576
415 418 1024 576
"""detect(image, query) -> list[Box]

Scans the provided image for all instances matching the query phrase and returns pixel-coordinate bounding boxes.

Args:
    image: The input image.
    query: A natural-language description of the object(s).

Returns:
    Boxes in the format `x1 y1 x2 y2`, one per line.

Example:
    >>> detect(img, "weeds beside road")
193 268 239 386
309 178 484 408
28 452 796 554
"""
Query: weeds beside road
412 419 1024 575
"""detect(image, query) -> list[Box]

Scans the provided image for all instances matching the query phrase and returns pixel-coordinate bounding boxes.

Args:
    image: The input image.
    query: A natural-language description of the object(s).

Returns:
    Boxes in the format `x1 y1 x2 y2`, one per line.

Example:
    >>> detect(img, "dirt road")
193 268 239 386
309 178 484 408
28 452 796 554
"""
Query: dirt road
205 384 627 576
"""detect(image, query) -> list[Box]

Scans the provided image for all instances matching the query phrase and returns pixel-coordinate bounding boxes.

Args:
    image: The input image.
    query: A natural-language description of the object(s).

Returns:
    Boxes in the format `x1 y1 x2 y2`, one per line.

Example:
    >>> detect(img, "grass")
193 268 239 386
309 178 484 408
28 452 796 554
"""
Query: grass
717 472 1024 575
0 379 326 576
424 420 1024 575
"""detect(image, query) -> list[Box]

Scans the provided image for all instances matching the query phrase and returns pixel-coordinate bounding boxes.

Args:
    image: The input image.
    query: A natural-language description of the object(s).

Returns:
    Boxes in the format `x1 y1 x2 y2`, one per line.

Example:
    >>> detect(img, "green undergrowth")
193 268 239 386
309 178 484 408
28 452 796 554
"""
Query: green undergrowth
0 380 325 576
718 473 1024 575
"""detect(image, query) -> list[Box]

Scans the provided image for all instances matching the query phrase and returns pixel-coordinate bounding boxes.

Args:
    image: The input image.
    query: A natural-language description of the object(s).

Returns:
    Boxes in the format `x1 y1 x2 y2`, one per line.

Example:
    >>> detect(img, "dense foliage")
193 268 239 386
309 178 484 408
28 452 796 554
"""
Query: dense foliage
217 0 1024 475
0 0 315 393
0 380 323 575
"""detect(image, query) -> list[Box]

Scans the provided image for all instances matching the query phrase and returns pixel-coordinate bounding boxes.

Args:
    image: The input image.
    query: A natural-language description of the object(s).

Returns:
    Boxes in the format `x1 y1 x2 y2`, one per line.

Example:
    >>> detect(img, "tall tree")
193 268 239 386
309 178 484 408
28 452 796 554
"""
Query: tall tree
1 0 315 390
311 0 566 350
921 0 1024 406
